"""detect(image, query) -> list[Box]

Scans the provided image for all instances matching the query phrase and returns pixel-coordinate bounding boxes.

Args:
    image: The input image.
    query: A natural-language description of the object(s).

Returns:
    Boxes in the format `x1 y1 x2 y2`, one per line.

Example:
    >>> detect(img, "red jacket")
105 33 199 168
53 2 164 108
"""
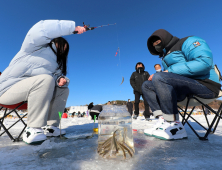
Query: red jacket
62 112 68 118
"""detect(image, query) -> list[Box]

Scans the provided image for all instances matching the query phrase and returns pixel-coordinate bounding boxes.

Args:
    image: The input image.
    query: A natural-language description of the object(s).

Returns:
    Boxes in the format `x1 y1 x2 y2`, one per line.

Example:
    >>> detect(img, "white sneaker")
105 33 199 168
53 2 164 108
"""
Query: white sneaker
42 125 66 137
152 121 187 140
23 127 47 145
144 116 165 136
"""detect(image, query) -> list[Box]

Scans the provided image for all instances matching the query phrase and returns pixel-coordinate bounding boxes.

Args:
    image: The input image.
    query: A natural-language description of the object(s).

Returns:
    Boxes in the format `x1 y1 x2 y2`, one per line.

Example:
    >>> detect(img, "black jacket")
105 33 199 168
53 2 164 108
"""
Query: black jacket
130 62 150 94
88 102 94 110
126 102 133 112
91 105 103 113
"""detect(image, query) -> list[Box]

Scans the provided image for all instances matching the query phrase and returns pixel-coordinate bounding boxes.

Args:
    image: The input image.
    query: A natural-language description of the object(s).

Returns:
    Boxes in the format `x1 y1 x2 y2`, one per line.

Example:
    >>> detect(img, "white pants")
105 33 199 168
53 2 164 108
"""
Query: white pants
0 74 69 127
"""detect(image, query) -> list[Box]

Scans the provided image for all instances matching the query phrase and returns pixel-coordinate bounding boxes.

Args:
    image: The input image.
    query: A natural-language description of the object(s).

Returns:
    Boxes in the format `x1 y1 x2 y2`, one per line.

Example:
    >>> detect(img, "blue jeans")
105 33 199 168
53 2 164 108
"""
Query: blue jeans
141 72 217 121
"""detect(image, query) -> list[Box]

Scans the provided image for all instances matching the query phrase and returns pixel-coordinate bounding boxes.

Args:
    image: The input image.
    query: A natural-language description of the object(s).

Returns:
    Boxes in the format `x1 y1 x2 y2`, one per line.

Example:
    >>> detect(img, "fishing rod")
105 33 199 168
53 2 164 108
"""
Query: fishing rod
74 22 124 86
74 22 116 34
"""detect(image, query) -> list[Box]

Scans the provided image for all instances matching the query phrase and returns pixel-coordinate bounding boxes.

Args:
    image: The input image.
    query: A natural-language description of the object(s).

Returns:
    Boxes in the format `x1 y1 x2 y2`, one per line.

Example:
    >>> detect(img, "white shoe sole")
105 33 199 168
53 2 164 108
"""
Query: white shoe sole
23 136 47 145
23 139 46 145
46 132 66 137
144 132 153 136
144 129 156 136
153 132 188 140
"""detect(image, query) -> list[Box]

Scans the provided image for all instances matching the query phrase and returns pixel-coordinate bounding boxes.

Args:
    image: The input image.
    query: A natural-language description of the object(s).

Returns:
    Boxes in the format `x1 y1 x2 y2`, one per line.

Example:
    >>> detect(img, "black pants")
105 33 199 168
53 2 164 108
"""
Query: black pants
90 112 100 120
134 91 150 118
128 109 133 116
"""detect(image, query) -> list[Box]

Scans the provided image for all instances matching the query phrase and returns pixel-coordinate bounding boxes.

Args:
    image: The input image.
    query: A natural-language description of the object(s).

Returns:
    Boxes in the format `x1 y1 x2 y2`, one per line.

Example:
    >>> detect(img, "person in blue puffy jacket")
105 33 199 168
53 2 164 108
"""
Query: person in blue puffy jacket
142 29 221 140
0 20 86 144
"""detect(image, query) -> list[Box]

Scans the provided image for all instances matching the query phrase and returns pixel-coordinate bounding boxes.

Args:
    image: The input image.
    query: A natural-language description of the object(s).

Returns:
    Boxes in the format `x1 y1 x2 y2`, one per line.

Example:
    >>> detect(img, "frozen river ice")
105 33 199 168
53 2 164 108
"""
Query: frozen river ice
0 115 222 170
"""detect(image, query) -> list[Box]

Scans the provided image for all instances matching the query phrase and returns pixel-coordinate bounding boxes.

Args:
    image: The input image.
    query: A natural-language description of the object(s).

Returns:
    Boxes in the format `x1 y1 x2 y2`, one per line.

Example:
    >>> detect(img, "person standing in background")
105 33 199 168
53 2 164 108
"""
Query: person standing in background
154 64 162 72
90 104 103 120
130 62 151 121
88 102 94 110
62 108 68 118
126 99 133 116
204 107 210 115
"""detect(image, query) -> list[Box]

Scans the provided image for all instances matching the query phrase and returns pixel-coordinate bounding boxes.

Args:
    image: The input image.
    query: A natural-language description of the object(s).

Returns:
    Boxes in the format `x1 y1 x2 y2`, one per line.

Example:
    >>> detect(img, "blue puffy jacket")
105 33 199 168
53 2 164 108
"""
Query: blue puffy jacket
147 29 221 95
162 36 220 84
0 20 75 97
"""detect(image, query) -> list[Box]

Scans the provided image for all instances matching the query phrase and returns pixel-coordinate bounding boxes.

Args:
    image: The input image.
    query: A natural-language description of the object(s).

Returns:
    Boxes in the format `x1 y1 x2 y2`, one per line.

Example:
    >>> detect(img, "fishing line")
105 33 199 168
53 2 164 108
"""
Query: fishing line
74 22 116 34
115 24 124 86
74 22 124 86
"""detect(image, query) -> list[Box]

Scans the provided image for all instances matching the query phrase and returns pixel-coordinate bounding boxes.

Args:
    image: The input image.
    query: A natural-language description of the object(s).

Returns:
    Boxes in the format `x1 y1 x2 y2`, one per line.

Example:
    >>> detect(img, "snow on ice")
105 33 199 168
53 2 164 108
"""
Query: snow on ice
0 115 222 170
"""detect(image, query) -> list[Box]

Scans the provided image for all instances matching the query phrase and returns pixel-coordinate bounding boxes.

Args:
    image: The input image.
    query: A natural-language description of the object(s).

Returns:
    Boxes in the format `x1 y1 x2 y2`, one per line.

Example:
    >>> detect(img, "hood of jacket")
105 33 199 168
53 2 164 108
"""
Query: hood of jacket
135 62 145 70
147 29 179 57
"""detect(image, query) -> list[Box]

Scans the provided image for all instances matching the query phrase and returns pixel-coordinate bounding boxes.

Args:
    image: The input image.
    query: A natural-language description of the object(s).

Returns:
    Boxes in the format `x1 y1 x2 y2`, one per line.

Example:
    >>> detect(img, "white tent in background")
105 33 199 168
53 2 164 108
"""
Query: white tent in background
68 106 88 114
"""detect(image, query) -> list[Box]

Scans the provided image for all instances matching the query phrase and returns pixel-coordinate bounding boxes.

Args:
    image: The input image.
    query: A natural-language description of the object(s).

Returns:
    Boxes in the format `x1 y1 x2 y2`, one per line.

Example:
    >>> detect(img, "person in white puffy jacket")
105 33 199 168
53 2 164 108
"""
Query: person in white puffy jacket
0 20 86 144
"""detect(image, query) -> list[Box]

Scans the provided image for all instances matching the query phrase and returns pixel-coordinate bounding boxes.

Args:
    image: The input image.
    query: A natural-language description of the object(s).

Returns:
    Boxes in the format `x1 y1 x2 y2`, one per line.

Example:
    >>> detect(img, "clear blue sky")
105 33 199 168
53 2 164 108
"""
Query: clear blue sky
1 0 222 106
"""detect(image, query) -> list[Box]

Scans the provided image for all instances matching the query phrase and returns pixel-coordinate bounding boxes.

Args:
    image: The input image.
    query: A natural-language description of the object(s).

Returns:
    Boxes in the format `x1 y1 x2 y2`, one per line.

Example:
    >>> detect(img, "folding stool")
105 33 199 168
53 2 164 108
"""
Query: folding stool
177 65 222 140
0 102 27 142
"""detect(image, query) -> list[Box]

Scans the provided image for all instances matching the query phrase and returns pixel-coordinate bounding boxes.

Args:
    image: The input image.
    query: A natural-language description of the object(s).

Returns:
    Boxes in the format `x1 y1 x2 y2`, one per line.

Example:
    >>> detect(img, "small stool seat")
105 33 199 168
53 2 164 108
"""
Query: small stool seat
0 101 27 142
177 65 222 140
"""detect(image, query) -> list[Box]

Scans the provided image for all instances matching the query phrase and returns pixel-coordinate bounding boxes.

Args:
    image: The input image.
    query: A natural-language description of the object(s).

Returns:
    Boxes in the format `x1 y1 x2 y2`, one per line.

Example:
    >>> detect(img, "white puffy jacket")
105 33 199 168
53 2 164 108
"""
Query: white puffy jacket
0 20 75 97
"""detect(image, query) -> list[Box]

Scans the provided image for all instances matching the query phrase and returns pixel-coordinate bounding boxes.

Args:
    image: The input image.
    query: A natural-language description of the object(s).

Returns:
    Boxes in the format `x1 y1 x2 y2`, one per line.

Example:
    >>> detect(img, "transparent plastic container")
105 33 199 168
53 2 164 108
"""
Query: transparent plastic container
97 105 134 159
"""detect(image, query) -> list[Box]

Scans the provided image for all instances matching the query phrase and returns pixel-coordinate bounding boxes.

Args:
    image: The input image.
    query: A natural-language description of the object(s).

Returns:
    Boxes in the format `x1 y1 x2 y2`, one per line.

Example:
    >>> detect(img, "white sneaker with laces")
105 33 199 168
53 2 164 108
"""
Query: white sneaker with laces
23 127 47 145
42 125 66 137
144 116 165 136
152 121 187 140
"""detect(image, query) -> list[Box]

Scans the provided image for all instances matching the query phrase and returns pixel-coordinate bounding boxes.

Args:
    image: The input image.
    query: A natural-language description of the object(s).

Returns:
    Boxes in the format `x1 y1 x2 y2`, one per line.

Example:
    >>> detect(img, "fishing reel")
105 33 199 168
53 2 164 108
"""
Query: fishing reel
83 22 89 28
83 22 95 31
73 22 94 34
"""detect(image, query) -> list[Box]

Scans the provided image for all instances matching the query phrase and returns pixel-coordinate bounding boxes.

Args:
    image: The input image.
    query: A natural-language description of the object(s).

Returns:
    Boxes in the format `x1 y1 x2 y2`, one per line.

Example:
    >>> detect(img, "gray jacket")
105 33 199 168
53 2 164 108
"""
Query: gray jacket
0 20 76 97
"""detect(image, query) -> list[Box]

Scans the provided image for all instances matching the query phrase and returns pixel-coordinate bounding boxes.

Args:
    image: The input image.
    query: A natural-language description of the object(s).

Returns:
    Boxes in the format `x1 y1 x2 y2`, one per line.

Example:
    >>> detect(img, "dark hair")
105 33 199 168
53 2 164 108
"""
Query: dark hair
108 101 111 102
135 62 145 70
50 37 69 76
154 64 161 68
